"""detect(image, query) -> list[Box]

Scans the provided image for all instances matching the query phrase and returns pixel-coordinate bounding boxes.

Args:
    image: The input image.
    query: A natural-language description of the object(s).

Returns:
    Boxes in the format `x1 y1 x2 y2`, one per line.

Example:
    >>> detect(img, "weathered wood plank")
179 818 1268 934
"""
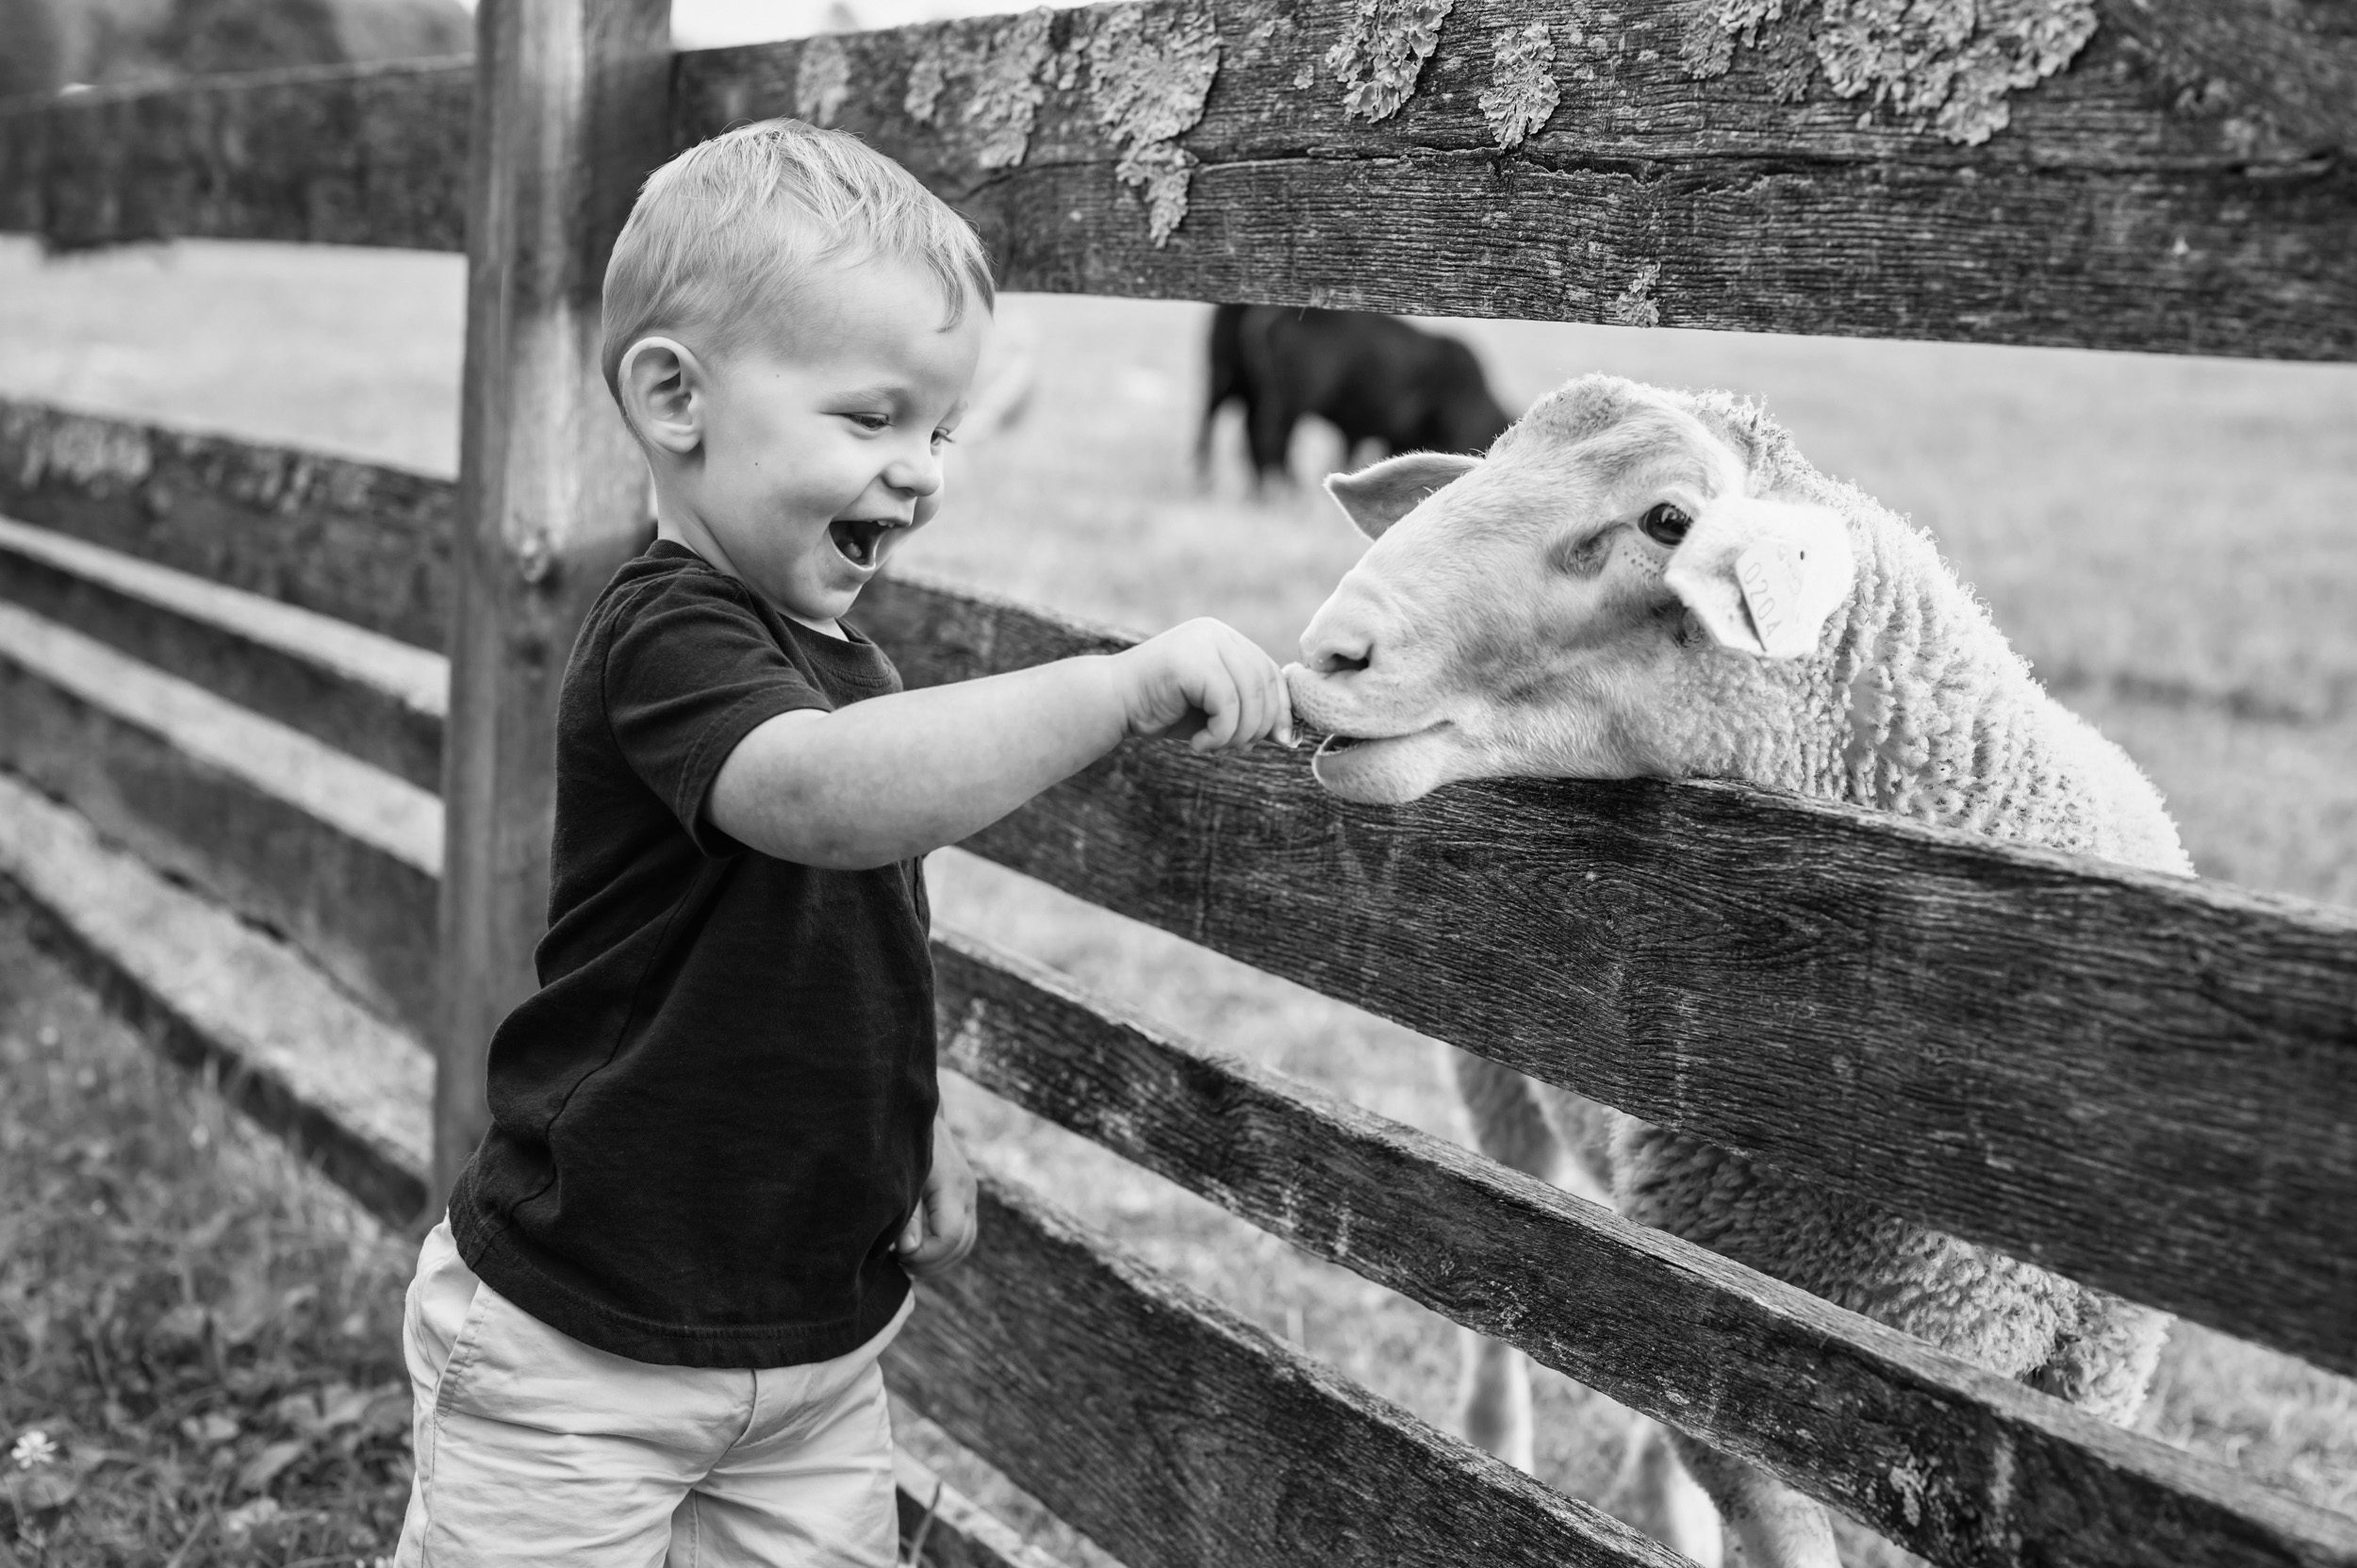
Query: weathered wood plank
672 0 2357 359
855 571 2357 1378
0 399 455 652
435 0 669 1201
0 769 432 1229
0 515 446 792
888 1170 1686 1568
0 58 471 250
0 602 441 1037
2096 0 2357 155
932 927 2357 1568
3 393 2351 1384
7 0 2351 358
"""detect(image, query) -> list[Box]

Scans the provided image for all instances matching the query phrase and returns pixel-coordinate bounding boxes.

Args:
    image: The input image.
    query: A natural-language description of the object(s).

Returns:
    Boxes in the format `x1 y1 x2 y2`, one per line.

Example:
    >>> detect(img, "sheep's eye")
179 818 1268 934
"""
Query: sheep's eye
1640 503 1692 546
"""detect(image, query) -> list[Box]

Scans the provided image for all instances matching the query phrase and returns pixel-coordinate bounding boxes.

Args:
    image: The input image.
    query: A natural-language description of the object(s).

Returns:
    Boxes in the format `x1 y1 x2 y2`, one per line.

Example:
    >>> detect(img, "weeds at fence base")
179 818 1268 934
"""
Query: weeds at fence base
0 910 413 1566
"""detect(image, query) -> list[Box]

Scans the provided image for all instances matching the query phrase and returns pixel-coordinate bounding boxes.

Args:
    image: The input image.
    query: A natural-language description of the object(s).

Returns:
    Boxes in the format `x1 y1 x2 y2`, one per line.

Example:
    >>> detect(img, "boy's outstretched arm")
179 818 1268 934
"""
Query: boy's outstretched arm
708 618 1293 867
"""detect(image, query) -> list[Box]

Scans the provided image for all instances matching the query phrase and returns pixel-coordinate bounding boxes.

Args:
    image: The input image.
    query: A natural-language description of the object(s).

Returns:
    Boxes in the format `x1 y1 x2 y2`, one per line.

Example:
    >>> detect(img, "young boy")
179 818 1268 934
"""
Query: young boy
395 119 1293 1564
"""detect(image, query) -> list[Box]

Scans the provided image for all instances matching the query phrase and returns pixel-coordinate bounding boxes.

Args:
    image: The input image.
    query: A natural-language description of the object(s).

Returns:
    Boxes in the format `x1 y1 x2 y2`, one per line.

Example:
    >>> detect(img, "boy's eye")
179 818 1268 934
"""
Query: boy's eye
931 429 957 449
845 412 890 432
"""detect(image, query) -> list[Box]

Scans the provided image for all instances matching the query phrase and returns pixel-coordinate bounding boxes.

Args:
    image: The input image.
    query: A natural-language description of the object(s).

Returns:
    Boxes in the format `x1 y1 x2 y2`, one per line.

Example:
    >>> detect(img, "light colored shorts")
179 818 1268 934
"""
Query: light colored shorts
393 1218 912 1568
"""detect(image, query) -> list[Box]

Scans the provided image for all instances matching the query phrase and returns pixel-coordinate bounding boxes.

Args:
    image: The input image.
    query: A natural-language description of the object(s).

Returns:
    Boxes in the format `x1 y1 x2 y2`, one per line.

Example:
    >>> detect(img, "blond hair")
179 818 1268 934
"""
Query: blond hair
600 118 994 403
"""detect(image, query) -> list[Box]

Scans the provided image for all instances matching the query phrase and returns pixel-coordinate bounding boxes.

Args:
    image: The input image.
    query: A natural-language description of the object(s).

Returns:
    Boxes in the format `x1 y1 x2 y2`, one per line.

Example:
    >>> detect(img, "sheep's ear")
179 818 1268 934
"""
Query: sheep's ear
1662 496 1854 660
1325 451 1482 540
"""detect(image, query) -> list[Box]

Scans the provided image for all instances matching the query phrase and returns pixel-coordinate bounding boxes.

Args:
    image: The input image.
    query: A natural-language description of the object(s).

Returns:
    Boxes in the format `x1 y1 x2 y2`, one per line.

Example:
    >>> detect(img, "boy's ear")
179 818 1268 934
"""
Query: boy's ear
617 337 704 456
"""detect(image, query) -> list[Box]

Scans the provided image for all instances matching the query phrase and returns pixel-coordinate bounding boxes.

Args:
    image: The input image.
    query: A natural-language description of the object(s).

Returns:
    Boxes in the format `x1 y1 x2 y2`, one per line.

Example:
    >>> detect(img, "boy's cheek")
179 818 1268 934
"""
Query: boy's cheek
913 493 944 528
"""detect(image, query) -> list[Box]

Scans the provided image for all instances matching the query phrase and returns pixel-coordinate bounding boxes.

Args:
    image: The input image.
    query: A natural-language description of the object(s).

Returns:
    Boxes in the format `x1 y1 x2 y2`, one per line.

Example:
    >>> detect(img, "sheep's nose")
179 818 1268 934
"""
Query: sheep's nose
1299 598 1376 676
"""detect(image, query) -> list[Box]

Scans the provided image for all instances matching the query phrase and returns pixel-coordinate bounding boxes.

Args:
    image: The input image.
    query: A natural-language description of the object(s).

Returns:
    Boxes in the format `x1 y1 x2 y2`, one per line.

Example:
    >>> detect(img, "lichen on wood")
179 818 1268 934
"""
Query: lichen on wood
794 34 852 127
1480 22 1560 148
904 50 947 124
1082 4 1221 247
4 404 155 491
903 8 1055 171
1326 0 1455 123
1611 262 1662 327
1680 0 2099 145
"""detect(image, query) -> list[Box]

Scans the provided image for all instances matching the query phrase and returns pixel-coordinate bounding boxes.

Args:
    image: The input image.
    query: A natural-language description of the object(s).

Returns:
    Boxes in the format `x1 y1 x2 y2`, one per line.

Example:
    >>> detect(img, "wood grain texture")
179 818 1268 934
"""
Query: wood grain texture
0 602 442 1037
0 398 455 652
887 1171 1688 1568
5 0 2350 357
0 515 446 792
932 927 2357 1568
0 57 471 250
672 0 2356 360
0 770 432 1229
436 0 669 1202
856 571 2357 1379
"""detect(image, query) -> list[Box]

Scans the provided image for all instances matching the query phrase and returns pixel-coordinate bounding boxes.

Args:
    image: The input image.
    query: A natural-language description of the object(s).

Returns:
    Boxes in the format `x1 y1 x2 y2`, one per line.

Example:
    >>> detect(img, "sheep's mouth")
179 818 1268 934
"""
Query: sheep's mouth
1311 721 1444 761
829 517 907 569
1306 720 1455 803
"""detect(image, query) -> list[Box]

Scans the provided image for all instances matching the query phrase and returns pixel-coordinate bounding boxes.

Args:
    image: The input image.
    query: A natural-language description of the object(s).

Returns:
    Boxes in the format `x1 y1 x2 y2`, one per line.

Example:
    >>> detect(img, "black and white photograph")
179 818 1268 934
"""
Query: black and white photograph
1 0 2351 1561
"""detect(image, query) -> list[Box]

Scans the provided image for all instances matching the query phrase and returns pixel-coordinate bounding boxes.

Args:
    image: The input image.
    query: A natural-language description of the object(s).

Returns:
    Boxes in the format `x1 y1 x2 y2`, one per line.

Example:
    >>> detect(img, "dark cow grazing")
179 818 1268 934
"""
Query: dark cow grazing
1199 304 1513 488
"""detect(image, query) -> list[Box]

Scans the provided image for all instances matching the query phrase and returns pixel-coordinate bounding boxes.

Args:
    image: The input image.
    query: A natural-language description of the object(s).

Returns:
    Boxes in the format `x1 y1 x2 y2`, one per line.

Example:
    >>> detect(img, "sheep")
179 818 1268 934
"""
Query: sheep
1282 372 2184 1568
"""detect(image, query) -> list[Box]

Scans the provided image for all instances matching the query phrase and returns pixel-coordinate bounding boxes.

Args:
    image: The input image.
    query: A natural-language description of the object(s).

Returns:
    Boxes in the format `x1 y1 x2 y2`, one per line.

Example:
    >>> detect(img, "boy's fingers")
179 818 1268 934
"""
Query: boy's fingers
929 1179 972 1236
1262 655 1294 747
1217 642 1270 750
1193 665 1242 751
1220 632 1287 747
902 1214 976 1276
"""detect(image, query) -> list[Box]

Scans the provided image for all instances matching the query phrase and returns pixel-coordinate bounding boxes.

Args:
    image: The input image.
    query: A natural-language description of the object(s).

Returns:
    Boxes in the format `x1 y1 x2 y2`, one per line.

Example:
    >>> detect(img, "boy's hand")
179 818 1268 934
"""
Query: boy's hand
1113 618 1297 753
897 1114 978 1279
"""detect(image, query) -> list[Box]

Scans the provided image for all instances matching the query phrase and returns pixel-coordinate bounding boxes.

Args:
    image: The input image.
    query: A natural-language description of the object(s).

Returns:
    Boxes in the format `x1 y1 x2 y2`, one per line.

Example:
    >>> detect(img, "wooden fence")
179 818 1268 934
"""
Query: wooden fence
2 1 2354 1563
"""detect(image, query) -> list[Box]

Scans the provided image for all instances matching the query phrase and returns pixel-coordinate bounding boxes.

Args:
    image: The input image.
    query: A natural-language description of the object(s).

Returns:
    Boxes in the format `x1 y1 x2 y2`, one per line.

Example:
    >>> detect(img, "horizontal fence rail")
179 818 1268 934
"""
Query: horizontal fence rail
933 925 2357 1568
0 58 472 251
0 770 434 1227
0 601 442 1034
0 399 454 652
4 3 2354 357
0 413 2353 1562
887 1171 1688 1568
859 572 2357 1381
0 409 2350 1377
0 515 444 790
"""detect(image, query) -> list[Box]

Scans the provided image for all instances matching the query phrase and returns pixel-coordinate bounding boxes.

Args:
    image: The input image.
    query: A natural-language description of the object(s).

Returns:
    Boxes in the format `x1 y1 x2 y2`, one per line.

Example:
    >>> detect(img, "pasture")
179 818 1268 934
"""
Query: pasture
3 234 2354 1561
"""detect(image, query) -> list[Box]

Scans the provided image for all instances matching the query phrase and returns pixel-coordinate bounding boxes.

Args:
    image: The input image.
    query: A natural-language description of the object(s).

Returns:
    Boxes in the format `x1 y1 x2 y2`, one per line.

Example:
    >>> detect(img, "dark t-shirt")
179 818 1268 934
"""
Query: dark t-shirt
448 540 937 1368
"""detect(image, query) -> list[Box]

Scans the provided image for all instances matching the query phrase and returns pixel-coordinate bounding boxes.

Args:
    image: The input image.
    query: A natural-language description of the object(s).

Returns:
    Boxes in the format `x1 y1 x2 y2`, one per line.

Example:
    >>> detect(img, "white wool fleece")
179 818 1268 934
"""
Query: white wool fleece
1644 388 2191 874
1553 384 2183 1427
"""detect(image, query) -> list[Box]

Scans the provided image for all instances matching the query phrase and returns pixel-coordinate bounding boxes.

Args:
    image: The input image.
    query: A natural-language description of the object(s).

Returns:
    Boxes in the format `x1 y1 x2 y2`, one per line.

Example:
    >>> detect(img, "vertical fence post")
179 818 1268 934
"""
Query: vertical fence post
434 0 672 1208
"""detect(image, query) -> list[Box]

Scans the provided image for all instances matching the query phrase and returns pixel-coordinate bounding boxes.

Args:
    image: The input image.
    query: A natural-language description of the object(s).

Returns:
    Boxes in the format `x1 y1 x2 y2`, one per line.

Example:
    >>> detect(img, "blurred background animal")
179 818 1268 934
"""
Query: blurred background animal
1199 304 1512 489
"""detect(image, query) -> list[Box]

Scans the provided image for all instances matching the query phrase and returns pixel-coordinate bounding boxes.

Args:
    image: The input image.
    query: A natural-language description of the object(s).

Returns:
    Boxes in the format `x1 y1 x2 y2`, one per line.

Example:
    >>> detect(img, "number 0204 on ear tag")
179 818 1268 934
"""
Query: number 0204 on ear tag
1736 539 1812 659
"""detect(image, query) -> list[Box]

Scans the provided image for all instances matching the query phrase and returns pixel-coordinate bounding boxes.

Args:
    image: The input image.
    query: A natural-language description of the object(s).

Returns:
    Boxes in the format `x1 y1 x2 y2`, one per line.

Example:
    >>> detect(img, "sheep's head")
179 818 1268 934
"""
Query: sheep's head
1286 374 1856 804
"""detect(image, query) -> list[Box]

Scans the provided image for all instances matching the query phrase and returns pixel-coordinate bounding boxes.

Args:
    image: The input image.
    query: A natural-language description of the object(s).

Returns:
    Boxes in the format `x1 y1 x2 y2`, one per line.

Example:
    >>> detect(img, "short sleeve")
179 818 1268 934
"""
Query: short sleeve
600 572 832 855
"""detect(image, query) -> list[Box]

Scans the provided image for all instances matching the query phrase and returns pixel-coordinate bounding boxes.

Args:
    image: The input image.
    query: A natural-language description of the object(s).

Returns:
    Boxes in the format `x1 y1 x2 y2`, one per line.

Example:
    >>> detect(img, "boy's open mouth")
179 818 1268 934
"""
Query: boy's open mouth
829 517 905 569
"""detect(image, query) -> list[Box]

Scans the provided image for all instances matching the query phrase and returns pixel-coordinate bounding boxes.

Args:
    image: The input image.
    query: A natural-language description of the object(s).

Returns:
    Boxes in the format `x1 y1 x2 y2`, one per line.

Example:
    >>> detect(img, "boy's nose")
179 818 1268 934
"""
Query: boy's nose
885 446 944 498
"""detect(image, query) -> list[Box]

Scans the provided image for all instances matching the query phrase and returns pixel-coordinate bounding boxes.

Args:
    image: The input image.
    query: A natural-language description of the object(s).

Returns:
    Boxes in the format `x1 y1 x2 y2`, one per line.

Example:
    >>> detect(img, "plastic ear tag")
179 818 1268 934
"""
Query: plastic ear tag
1736 539 1814 659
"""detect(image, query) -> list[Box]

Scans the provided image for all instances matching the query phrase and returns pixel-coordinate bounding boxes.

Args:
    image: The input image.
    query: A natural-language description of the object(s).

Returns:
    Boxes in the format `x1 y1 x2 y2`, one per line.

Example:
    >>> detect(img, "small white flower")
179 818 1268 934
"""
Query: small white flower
222 1496 283 1536
9 1429 58 1469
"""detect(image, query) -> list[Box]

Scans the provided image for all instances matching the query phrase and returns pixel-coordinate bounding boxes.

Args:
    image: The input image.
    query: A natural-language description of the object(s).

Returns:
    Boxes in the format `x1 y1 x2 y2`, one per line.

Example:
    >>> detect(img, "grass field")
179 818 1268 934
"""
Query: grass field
3 237 2354 1563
